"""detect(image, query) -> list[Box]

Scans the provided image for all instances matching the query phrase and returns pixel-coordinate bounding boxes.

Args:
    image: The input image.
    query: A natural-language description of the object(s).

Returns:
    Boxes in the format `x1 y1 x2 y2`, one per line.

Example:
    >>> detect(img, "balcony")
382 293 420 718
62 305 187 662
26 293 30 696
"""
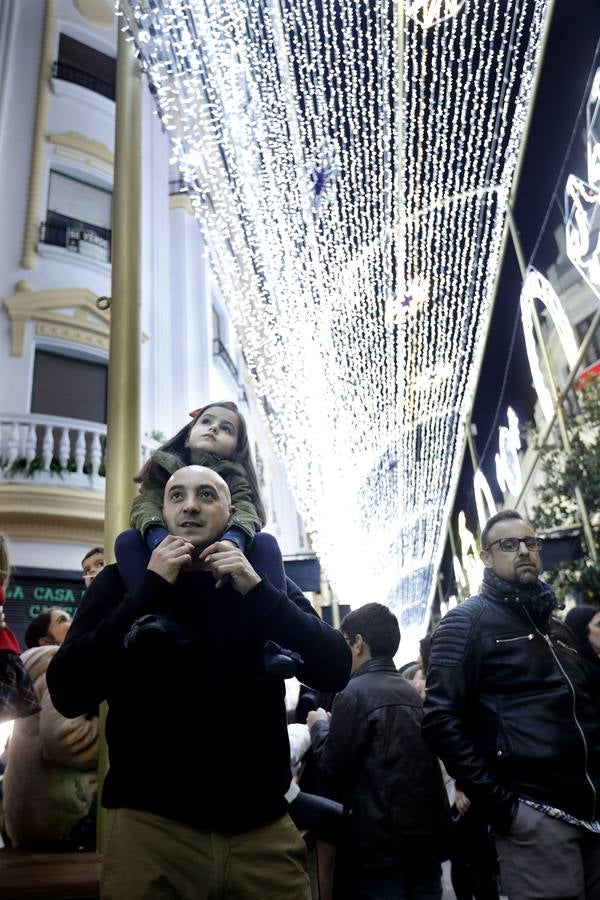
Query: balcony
0 414 156 489
40 220 111 264
52 60 115 101
0 414 158 545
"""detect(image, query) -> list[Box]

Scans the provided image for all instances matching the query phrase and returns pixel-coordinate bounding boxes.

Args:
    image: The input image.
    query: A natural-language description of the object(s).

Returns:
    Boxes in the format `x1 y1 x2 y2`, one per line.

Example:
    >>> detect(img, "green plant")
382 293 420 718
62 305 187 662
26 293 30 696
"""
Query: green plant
528 375 600 603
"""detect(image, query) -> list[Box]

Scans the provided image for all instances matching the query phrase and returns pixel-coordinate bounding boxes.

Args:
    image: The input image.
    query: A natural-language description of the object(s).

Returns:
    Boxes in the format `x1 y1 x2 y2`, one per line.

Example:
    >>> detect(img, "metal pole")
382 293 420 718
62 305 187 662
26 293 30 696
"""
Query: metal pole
506 209 598 562
466 425 479 471
97 24 142 850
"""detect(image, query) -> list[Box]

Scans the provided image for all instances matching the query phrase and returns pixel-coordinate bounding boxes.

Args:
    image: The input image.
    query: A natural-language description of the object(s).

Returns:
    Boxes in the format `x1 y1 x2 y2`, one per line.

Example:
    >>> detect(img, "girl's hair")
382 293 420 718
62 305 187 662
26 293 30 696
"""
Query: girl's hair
0 533 10 588
135 401 266 526
24 607 63 649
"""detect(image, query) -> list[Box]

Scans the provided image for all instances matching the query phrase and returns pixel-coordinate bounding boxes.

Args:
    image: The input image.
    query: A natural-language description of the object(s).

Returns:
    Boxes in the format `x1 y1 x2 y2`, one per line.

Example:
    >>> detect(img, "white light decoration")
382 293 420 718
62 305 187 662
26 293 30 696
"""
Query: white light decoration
404 0 467 29
473 469 498 531
520 269 579 422
565 175 600 296
458 510 484 596
565 68 600 298
495 406 522 496
118 0 551 638
587 69 600 192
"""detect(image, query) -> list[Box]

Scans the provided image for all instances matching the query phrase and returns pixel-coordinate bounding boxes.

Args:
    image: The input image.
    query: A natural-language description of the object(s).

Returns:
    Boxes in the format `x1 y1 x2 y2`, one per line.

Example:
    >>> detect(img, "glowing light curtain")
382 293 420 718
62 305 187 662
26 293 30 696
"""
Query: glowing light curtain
119 0 550 648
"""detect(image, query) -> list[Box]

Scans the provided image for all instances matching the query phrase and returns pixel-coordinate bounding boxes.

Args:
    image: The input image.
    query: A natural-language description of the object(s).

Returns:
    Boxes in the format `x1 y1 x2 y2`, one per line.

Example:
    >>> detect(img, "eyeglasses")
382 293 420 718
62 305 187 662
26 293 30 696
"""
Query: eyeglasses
484 536 542 553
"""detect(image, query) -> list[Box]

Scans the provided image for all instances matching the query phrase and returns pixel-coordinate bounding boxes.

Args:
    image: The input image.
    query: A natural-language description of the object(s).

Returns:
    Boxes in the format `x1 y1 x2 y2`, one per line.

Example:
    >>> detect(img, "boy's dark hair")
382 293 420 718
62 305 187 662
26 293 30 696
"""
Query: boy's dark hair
481 509 524 550
81 547 104 567
341 602 400 658
24 607 63 649
134 401 266 526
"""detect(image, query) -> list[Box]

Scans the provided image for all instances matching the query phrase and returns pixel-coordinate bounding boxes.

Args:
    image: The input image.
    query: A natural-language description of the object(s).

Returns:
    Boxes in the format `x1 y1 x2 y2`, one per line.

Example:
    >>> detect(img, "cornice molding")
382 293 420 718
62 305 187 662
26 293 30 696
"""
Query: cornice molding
74 0 114 28
0 484 105 545
169 193 195 216
47 130 114 173
3 286 110 355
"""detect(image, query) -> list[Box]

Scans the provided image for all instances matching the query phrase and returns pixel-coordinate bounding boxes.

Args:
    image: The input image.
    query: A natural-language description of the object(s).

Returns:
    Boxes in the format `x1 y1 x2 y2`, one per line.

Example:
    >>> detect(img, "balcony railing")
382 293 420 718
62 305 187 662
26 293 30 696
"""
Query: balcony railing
52 60 115 101
40 221 112 263
0 414 157 490
213 338 239 381
169 178 189 194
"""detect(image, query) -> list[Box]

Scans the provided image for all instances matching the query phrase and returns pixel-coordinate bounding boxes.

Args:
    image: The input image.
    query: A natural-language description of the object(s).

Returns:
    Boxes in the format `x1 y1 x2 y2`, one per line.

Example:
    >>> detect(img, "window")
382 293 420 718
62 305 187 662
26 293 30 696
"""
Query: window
31 350 108 424
297 513 306 548
55 34 116 100
575 315 600 370
42 172 112 262
212 305 222 341
254 443 265 487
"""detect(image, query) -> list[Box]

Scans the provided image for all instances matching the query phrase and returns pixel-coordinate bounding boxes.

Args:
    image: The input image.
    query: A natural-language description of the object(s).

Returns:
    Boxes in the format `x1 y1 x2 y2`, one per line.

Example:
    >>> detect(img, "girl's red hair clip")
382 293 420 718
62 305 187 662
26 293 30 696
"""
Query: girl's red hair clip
189 408 202 418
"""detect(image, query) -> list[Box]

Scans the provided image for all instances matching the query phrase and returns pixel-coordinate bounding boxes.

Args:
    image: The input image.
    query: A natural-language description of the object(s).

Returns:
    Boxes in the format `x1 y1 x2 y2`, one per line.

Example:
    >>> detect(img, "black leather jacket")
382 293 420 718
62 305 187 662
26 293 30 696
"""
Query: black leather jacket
422 571 600 831
310 658 451 869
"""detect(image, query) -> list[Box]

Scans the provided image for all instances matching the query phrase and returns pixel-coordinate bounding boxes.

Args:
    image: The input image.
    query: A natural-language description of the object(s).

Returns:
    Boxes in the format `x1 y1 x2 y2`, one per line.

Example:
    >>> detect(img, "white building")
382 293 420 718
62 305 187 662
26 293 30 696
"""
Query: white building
0 0 315 644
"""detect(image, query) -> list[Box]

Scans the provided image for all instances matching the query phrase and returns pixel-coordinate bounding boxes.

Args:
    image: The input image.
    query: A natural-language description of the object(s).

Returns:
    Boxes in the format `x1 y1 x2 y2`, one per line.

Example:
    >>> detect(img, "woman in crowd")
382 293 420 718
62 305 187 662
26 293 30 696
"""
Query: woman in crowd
3 608 98 849
565 605 600 698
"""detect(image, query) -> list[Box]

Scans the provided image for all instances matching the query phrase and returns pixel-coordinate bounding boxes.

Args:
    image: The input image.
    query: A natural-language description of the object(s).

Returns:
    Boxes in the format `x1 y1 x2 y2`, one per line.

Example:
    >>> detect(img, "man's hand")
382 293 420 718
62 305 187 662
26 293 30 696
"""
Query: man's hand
198 541 237 588
201 546 261 595
455 790 471 816
306 708 330 729
147 535 194 585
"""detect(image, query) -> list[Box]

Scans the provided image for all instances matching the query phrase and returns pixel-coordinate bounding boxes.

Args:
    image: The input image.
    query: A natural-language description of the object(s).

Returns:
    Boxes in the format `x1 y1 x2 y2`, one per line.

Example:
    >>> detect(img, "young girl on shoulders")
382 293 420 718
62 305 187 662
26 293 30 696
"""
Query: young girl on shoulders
131 401 265 553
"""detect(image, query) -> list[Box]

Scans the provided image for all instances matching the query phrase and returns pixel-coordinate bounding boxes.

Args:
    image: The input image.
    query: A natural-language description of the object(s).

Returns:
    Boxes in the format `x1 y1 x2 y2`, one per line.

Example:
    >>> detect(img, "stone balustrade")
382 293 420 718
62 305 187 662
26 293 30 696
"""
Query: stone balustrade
0 413 157 489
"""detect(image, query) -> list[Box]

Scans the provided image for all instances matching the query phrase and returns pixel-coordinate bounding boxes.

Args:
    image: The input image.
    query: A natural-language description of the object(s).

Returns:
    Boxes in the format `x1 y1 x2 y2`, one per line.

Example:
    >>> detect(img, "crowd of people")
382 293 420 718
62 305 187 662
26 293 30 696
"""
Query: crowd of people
0 401 599 900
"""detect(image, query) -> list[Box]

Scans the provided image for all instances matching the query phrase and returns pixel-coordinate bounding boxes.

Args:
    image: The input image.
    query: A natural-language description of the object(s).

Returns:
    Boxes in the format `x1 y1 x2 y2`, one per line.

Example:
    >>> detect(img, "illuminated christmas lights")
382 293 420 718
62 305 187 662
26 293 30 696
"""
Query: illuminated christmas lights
404 0 467 29
565 68 600 298
495 406 523 496
118 0 551 645
520 269 579 422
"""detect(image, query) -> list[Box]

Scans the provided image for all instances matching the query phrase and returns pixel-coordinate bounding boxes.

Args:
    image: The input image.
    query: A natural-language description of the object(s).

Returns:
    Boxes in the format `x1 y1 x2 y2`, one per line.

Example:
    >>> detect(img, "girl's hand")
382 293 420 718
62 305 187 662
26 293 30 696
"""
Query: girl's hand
202 547 261 595
147 535 194 585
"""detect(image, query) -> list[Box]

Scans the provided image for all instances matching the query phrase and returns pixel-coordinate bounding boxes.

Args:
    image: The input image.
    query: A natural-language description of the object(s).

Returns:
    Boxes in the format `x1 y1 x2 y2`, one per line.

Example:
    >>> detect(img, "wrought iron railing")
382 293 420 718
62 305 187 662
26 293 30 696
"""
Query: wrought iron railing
52 60 115 100
213 338 240 381
39 220 112 263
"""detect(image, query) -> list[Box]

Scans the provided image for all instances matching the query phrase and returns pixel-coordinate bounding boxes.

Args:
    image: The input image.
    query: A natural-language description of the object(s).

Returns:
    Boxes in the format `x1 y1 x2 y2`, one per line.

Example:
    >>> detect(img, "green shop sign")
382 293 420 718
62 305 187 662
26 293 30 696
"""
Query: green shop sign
4 568 85 648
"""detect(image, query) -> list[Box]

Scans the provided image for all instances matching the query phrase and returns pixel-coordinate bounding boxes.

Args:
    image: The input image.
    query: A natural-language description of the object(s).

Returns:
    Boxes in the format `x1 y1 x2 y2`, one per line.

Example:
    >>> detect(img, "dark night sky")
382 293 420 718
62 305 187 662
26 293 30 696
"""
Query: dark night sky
443 0 600 593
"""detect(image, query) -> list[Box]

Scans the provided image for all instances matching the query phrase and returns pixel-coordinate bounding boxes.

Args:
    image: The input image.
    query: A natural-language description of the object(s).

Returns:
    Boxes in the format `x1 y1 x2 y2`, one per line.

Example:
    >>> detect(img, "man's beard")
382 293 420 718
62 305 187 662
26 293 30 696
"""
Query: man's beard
514 564 538 584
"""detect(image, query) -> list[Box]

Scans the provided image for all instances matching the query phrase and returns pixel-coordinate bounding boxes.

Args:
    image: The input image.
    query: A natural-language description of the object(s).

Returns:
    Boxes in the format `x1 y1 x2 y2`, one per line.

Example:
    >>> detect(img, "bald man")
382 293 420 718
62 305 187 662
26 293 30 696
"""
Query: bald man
47 466 350 900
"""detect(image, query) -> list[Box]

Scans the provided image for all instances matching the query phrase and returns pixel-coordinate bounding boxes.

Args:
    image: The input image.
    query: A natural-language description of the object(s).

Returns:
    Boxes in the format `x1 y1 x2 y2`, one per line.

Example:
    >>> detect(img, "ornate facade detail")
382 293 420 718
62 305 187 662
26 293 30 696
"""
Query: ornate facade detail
74 0 114 29
3 287 110 356
47 130 114 175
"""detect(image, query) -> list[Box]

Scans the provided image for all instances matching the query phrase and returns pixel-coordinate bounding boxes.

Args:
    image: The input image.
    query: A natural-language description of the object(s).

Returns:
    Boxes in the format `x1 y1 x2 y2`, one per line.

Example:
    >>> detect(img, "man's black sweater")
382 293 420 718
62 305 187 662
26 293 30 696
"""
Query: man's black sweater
47 564 350 833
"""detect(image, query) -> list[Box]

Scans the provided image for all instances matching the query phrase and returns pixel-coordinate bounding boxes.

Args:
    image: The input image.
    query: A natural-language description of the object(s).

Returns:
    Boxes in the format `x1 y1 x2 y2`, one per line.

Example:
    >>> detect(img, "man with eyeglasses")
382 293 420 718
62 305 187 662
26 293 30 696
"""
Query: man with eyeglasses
423 509 600 900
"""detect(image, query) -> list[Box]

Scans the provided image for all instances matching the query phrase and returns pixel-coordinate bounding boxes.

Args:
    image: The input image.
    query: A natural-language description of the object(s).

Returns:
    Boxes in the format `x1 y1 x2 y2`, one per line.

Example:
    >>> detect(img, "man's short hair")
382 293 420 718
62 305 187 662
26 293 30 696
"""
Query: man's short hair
81 546 104 568
341 602 400 657
480 510 525 550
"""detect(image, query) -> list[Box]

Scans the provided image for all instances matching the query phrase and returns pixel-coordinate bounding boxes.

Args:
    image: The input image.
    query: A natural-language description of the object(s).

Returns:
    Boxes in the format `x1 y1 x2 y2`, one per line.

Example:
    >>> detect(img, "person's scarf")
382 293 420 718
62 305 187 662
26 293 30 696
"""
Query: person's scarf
481 567 559 626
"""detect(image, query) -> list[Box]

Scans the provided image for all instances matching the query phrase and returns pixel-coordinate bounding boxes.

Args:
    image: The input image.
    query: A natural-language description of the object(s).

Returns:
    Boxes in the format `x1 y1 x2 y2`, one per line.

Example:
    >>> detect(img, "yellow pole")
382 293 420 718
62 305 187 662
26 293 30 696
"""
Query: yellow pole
97 23 142 850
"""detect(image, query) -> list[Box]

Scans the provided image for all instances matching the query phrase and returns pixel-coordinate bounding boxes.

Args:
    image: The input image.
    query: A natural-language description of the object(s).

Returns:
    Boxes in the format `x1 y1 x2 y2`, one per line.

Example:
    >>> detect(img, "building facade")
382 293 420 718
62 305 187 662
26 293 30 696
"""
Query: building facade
0 0 314 644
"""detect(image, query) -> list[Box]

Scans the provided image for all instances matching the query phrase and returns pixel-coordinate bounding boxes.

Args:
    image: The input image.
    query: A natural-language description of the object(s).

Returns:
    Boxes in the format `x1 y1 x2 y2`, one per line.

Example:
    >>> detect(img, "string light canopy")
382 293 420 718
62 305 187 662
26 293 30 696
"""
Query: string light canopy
119 0 550 654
